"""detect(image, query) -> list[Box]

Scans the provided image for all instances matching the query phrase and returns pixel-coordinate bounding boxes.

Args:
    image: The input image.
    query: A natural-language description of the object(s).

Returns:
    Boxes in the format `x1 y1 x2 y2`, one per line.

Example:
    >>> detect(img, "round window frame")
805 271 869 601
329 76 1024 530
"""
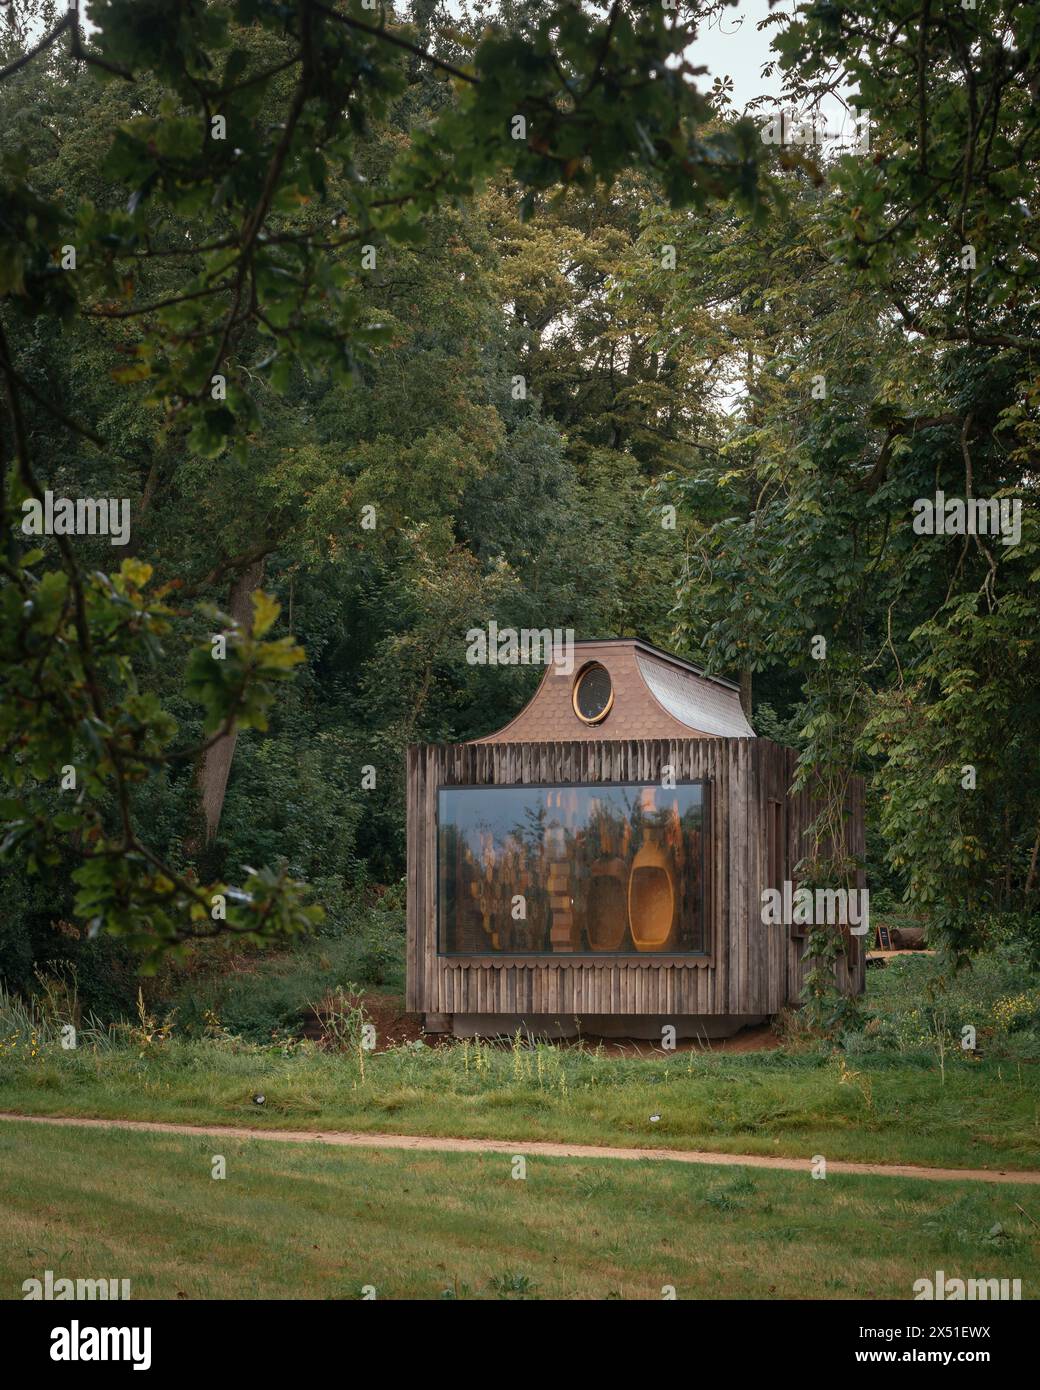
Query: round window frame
572 662 614 726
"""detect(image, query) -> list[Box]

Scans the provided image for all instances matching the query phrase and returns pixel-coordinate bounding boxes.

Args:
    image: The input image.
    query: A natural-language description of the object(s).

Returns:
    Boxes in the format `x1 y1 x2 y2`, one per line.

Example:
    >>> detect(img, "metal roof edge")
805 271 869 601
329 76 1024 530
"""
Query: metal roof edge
572 637 742 693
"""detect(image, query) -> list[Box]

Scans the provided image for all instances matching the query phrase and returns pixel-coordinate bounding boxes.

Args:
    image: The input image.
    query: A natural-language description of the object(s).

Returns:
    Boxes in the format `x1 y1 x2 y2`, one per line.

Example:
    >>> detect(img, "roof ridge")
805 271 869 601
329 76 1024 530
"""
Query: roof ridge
572 637 740 692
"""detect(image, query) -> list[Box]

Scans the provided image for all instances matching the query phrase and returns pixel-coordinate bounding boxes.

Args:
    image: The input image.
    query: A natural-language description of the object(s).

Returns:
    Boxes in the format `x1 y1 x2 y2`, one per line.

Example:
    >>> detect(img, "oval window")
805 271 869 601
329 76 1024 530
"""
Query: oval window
572 664 614 725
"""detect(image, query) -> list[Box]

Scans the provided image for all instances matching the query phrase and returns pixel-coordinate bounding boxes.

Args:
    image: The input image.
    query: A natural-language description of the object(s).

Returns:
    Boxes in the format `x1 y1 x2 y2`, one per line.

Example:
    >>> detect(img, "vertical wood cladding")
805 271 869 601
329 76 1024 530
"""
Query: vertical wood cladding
406 738 865 1016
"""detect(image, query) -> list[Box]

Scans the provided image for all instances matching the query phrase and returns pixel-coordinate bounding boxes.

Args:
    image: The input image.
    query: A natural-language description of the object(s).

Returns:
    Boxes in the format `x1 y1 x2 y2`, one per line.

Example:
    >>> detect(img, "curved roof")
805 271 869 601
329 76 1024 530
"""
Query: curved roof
473 638 755 743
636 648 755 738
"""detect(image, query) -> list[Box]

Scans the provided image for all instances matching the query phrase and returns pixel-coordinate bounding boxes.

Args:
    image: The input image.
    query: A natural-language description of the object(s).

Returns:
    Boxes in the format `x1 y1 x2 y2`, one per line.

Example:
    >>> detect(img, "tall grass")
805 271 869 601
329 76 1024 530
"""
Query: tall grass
0 967 112 1057
2 930 1038 1172
0 980 51 1051
1 1024 1037 1171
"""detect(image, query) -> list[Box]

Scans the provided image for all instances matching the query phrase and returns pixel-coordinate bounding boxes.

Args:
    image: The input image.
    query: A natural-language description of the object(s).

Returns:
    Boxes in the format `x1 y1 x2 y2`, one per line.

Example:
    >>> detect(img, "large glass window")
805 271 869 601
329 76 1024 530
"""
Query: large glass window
438 782 706 955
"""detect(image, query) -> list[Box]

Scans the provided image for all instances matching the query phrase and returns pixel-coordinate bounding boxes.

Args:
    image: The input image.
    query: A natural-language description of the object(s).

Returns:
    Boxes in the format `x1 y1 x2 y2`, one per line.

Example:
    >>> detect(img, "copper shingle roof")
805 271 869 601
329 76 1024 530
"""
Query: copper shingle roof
473 638 755 743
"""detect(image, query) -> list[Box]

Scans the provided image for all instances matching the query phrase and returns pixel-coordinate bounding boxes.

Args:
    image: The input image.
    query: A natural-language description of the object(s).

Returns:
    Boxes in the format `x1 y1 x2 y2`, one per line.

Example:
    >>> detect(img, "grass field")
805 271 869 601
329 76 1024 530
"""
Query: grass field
2 947 1038 1188
1 1039 1038 1173
3 948 1039 1302
1 1119 1037 1300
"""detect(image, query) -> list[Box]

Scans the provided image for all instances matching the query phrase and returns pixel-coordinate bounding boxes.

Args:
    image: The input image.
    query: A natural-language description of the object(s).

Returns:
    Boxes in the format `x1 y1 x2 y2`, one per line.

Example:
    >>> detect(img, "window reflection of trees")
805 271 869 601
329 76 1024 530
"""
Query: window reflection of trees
439 785 705 955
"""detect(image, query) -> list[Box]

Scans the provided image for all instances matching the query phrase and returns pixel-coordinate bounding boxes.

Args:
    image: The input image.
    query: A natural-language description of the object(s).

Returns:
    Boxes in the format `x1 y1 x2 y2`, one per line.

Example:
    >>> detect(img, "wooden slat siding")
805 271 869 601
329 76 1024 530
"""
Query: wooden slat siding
758 741 767 1011
750 739 763 1014
782 745 793 1004
405 745 415 1011
776 740 790 1010
717 735 730 1015
423 745 434 1010
763 739 776 1012
786 746 806 1004
726 737 744 1015
704 738 718 1012
405 737 864 1018
751 739 764 1014
742 737 755 1010
767 739 786 1014
405 746 420 1011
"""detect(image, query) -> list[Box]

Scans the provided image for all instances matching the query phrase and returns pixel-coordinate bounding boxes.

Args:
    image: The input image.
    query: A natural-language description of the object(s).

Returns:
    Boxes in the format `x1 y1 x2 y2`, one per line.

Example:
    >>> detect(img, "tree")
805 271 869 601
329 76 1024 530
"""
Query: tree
0 0 764 959
618 0 1040 967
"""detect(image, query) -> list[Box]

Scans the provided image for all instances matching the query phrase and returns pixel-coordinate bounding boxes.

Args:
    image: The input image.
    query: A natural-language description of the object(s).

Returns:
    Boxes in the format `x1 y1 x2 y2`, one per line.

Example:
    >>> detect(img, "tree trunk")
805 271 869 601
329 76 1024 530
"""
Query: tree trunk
196 556 266 844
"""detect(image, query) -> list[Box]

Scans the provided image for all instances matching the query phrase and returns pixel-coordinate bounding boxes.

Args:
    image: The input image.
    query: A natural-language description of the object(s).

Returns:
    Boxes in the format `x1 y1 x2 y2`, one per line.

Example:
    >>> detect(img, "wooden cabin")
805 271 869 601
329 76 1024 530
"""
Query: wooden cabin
406 638 865 1039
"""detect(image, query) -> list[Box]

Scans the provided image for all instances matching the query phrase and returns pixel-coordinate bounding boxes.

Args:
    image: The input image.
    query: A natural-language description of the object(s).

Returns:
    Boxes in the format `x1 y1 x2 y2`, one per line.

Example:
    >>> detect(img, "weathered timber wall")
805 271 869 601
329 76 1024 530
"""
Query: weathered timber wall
406 738 864 1016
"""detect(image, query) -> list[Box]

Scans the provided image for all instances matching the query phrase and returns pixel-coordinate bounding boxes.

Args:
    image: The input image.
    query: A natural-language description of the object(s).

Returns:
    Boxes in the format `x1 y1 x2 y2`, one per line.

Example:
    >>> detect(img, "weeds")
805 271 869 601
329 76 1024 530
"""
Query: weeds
0 981 49 1052
310 984 370 1080
834 1053 875 1114
32 960 80 1031
109 990 178 1058
488 1271 538 1299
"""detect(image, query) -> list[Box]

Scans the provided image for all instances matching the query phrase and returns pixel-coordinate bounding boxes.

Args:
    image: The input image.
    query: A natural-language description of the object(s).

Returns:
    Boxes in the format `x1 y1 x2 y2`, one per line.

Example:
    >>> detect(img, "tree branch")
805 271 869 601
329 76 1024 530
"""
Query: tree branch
0 10 74 82
311 1 479 85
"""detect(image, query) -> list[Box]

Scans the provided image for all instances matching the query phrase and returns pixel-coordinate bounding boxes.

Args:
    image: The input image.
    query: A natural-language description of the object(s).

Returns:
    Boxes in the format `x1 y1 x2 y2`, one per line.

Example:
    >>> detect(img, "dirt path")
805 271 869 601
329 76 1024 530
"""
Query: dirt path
2 1111 1039 1185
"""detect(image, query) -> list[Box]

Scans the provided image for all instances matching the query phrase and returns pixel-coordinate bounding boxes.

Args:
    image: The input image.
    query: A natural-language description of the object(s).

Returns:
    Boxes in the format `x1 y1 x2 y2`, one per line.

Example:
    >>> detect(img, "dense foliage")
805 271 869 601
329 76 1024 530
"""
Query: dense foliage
1 1 1037 1013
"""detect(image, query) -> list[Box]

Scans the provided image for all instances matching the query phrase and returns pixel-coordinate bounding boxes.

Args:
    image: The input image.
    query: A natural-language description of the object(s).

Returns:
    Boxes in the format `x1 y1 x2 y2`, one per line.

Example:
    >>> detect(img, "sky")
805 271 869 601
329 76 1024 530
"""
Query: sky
680 0 802 113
